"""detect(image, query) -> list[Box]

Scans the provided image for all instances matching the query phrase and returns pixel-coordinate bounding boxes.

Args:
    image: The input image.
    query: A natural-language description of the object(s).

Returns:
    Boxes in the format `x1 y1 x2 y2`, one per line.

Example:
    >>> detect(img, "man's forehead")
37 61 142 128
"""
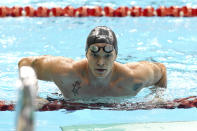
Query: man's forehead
92 43 111 47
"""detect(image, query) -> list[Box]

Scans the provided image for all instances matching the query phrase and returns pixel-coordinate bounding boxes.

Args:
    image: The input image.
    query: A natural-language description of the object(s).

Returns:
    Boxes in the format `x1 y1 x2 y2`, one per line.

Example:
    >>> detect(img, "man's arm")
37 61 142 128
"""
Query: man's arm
153 62 167 88
18 55 75 81
126 61 167 88
126 61 167 99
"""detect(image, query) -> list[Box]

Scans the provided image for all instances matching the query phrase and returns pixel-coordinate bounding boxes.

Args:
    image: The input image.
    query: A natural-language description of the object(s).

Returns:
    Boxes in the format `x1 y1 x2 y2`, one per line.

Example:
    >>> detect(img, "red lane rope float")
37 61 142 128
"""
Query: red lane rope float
1 96 197 111
0 6 197 17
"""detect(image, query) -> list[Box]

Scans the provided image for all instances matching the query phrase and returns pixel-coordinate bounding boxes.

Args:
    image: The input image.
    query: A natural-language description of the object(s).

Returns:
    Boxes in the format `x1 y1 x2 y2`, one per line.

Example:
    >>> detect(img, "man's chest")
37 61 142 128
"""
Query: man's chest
55 79 142 98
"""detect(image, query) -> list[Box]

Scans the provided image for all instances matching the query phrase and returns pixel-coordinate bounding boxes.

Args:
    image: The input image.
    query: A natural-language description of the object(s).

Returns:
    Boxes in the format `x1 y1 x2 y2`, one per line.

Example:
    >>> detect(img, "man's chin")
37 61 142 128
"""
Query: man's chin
95 75 106 78
94 73 107 78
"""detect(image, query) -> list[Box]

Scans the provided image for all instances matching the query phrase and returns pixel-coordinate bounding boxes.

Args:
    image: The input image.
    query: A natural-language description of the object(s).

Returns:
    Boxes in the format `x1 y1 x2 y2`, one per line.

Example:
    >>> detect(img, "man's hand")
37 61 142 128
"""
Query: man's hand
145 86 166 101
34 97 49 110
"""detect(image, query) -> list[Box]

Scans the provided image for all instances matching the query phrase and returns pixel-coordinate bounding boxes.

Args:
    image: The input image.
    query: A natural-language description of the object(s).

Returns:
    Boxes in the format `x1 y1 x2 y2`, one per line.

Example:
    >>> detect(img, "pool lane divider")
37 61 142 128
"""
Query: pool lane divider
0 6 197 17
0 96 197 111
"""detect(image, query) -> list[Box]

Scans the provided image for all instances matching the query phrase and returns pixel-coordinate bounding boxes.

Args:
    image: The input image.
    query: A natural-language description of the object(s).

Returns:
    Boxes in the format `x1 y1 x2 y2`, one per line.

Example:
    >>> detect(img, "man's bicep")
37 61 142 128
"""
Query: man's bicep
127 61 161 87
32 56 74 81
138 61 166 88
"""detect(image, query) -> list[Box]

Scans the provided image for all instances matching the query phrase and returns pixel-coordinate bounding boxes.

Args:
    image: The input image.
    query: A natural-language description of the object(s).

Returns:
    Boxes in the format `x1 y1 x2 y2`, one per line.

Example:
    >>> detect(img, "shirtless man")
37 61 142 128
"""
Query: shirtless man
18 26 167 99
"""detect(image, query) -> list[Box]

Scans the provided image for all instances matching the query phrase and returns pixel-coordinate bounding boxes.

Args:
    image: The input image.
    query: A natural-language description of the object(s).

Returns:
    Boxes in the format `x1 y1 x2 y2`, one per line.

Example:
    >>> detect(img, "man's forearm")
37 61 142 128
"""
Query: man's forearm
147 62 167 100
154 62 167 88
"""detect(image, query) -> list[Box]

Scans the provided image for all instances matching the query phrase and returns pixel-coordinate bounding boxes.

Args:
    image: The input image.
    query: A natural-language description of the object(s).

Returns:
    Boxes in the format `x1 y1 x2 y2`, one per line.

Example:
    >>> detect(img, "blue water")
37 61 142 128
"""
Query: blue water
1 109 197 131
0 0 197 131
1 17 197 101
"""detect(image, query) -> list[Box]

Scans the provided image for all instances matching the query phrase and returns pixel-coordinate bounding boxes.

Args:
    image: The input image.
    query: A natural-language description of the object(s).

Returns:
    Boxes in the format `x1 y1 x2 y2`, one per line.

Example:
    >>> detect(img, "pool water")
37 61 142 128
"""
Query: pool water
1 17 197 101
0 0 197 130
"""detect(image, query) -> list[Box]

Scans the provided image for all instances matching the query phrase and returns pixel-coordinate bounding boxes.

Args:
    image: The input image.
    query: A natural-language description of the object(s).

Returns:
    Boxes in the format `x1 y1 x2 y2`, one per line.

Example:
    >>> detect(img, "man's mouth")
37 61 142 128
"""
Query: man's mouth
95 69 106 72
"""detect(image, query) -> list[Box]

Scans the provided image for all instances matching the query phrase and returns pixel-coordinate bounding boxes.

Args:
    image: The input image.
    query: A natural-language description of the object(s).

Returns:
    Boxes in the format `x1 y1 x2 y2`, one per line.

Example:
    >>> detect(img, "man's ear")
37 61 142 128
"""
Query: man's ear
85 51 88 58
114 52 117 60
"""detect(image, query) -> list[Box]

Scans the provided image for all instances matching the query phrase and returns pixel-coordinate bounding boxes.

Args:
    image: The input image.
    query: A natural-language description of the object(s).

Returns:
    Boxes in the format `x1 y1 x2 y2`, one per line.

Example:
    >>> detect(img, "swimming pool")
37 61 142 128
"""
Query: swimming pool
0 0 197 130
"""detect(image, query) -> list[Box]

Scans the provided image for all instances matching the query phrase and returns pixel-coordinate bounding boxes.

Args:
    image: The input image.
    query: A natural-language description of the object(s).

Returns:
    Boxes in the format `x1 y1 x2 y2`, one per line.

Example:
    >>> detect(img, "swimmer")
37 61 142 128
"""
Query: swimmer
18 26 167 99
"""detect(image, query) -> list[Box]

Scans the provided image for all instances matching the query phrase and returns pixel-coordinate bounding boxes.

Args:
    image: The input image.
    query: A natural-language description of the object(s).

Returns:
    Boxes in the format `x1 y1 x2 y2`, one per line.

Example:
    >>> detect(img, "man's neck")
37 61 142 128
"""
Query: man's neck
87 66 115 88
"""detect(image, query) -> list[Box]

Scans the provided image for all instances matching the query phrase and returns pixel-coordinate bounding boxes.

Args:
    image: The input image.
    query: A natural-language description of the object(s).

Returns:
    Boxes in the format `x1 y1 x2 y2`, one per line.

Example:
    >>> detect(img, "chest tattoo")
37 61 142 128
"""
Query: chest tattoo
60 80 64 84
72 81 81 96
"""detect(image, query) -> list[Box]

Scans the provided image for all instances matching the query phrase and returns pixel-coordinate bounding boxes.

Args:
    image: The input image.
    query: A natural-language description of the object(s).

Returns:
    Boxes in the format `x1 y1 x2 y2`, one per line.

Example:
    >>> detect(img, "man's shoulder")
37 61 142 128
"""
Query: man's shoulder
51 58 87 80
114 61 144 82
113 62 134 79
55 58 87 74
113 62 143 91
125 62 142 69
35 55 75 65
72 59 88 75
114 61 139 74
72 59 87 68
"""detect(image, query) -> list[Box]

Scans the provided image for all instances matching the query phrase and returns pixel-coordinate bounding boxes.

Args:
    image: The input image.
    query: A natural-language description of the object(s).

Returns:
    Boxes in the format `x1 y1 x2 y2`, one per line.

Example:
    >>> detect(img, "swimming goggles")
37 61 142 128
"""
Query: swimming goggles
89 44 114 53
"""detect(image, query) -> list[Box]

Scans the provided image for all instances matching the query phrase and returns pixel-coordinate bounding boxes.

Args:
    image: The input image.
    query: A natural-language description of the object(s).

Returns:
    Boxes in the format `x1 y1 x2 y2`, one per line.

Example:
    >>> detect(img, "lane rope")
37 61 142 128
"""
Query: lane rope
0 6 197 17
1 96 197 111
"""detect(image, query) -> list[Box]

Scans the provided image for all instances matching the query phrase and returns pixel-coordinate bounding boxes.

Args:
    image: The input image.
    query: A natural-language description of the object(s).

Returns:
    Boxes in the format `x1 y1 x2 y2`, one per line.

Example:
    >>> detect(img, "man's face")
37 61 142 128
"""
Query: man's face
86 43 117 78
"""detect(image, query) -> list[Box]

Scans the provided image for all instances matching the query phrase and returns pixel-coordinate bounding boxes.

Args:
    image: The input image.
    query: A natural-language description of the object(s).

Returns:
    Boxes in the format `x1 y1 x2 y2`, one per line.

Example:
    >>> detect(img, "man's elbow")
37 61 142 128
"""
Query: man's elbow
155 63 167 88
18 57 34 69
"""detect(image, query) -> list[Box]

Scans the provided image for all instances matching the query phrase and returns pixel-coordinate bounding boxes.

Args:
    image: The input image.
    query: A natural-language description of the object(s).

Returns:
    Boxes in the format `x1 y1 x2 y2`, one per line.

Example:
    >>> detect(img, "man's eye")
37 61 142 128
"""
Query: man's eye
92 53 98 57
105 54 112 58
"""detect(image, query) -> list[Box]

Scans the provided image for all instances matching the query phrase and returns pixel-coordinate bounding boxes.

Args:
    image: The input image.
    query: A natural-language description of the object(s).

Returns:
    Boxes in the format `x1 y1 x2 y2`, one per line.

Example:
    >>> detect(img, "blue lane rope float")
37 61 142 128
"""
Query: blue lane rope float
0 6 197 17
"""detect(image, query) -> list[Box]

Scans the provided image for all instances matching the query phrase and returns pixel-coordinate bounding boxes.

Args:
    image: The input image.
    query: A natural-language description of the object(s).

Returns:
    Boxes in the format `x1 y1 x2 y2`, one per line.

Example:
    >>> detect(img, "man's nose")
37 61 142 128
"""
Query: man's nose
97 57 105 66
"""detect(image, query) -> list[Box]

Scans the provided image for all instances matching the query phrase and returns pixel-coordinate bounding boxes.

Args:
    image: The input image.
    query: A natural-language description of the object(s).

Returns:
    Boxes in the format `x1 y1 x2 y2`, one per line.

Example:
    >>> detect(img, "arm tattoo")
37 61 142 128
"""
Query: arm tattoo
72 81 81 96
133 83 142 92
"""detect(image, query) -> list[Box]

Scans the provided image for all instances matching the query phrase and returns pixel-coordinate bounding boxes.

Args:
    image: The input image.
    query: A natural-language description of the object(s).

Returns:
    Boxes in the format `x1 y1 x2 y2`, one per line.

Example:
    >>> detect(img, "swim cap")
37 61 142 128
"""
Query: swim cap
86 26 118 54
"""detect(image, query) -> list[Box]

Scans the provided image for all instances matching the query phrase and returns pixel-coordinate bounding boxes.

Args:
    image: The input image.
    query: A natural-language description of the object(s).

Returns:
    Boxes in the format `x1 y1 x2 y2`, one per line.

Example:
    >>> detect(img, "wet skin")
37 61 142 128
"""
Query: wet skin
18 43 167 99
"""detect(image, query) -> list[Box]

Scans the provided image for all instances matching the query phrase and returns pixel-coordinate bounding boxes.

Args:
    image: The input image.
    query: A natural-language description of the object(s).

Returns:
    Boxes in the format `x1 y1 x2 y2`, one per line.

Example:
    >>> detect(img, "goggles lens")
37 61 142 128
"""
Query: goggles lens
90 45 114 53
